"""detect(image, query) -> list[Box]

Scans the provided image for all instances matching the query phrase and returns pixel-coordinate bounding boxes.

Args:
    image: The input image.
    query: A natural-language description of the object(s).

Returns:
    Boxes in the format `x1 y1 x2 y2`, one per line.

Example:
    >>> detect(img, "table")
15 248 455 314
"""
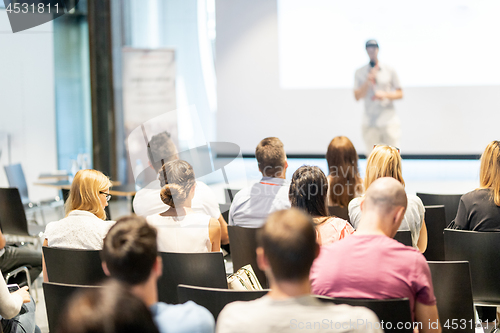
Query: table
34 181 136 213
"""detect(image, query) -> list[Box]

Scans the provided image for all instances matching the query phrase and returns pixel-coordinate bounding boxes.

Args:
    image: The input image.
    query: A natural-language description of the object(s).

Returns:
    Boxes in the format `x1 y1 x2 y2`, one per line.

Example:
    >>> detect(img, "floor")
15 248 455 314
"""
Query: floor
29 158 481 332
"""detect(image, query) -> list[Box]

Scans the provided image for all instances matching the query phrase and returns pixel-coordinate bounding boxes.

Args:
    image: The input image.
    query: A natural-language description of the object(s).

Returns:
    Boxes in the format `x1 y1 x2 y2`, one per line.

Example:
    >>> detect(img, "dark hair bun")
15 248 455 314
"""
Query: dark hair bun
160 184 187 208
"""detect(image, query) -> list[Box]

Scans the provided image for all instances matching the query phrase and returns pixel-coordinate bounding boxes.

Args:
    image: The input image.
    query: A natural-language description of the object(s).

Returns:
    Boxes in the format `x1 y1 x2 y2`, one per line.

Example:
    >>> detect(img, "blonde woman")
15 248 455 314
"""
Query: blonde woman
43 169 114 250
452 141 500 231
348 145 428 252
146 160 221 252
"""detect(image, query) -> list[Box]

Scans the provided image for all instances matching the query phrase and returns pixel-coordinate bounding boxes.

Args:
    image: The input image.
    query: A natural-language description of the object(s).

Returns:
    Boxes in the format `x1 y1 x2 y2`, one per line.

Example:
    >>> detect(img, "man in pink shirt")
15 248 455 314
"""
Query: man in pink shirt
310 177 441 333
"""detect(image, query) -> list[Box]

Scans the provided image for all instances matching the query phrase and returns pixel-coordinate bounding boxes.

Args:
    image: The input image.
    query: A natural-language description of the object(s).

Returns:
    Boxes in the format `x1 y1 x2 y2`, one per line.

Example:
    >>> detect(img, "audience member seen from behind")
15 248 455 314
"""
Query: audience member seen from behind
326 136 363 207
56 281 159 333
289 166 354 246
217 208 381 333
0 227 42 288
101 215 215 333
229 137 291 228
43 169 114 281
311 178 441 333
452 140 500 231
0 273 40 333
146 160 221 252
348 145 427 252
133 132 229 245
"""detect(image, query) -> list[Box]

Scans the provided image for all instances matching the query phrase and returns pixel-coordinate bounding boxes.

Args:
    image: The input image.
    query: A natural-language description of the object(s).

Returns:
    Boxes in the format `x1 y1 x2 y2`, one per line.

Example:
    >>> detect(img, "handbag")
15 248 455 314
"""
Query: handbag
227 264 263 291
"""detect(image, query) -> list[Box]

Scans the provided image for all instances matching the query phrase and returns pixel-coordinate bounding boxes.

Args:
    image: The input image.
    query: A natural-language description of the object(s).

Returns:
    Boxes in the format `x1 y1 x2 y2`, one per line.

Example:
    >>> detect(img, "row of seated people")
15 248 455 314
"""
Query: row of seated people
51 179 438 333
2 132 498 332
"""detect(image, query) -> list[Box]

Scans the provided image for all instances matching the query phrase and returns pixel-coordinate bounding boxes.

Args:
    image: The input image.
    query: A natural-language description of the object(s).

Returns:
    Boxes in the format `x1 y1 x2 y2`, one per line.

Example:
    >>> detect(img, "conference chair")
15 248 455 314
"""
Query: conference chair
4 163 62 223
327 205 350 222
177 284 268 320
416 193 462 225
427 261 474 333
0 188 45 244
393 230 412 247
224 188 241 203
42 246 107 285
43 282 101 333
444 229 500 306
219 203 231 223
227 225 268 288
315 296 413 333
423 205 447 261
157 252 227 304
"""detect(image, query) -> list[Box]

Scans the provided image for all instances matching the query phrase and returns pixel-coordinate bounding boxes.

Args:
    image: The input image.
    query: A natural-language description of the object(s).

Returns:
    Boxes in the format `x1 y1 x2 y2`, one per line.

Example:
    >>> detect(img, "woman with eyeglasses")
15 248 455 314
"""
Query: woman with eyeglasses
452 141 500 231
43 169 114 257
348 145 428 252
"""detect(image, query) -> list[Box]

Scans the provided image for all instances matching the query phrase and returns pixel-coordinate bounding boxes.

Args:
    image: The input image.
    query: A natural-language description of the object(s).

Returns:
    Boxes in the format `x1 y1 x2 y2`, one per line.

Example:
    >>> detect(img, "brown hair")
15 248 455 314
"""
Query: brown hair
255 137 287 178
326 136 362 207
102 216 158 285
57 281 159 333
479 141 500 206
65 169 112 220
257 209 318 282
159 160 196 208
364 145 405 190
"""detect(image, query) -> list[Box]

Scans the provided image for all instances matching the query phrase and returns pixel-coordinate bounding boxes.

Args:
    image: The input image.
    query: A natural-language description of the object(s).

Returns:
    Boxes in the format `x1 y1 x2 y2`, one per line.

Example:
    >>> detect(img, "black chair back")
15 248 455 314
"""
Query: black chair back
417 193 462 225
427 261 474 333
4 164 30 204
393 230 412 247
42 246 107 285
224 188 241 203
157 252 227 304
43 282 101 333
219 203 231 223
227 225 267 288
177 284 268 320
327 205 349 222
444 229 500 305
0 187 39 236
423 205 447 261
316 296 412 333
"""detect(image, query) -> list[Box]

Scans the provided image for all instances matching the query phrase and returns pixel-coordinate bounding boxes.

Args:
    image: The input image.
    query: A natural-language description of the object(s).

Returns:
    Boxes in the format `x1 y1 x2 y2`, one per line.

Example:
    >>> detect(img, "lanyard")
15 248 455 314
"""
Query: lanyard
260 182 280 186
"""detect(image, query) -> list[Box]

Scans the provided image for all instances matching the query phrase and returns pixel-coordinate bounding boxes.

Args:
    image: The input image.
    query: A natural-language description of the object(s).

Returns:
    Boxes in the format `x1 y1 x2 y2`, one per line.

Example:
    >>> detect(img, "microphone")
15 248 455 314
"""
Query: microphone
369 60 376 67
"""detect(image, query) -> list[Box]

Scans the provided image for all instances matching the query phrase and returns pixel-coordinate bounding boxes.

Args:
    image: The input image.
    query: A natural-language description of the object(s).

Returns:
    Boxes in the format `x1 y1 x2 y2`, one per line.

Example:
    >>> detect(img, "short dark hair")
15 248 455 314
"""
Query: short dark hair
255 137 286 178
57 281 159 333
147 131 178 173
257 209 318 282
101 215 158 285
289 165 328 218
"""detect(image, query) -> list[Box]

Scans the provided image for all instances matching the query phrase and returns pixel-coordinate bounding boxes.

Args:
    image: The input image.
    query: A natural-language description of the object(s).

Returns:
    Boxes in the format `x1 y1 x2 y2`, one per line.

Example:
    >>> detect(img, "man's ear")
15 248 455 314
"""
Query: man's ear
284 160 288 170
393 206 406 228
153 256 163 278
256 247 269 272
102 262 111 277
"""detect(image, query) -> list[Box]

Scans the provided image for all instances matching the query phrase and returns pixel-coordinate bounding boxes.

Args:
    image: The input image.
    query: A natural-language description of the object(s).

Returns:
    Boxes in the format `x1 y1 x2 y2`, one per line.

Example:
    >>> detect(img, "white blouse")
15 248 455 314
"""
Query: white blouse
147 213 212 253
0 270 23 319
44 210 114 250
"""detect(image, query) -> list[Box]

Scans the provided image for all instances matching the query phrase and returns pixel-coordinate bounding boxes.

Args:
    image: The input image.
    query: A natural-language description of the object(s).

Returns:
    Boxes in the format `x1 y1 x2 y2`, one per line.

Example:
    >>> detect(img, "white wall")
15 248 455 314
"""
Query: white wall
216 0 500 155
0 9 58 201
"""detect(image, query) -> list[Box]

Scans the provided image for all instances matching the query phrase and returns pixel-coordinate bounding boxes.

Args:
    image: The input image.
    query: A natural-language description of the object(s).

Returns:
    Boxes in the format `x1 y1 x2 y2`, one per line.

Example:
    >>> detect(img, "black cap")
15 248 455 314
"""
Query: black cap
365 39 379 48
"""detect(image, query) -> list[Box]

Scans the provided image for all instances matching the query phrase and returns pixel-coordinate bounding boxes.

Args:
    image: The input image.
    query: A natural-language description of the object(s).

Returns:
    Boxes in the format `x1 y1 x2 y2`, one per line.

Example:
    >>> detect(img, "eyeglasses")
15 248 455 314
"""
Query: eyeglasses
99 191 112 202
374 144 400 154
